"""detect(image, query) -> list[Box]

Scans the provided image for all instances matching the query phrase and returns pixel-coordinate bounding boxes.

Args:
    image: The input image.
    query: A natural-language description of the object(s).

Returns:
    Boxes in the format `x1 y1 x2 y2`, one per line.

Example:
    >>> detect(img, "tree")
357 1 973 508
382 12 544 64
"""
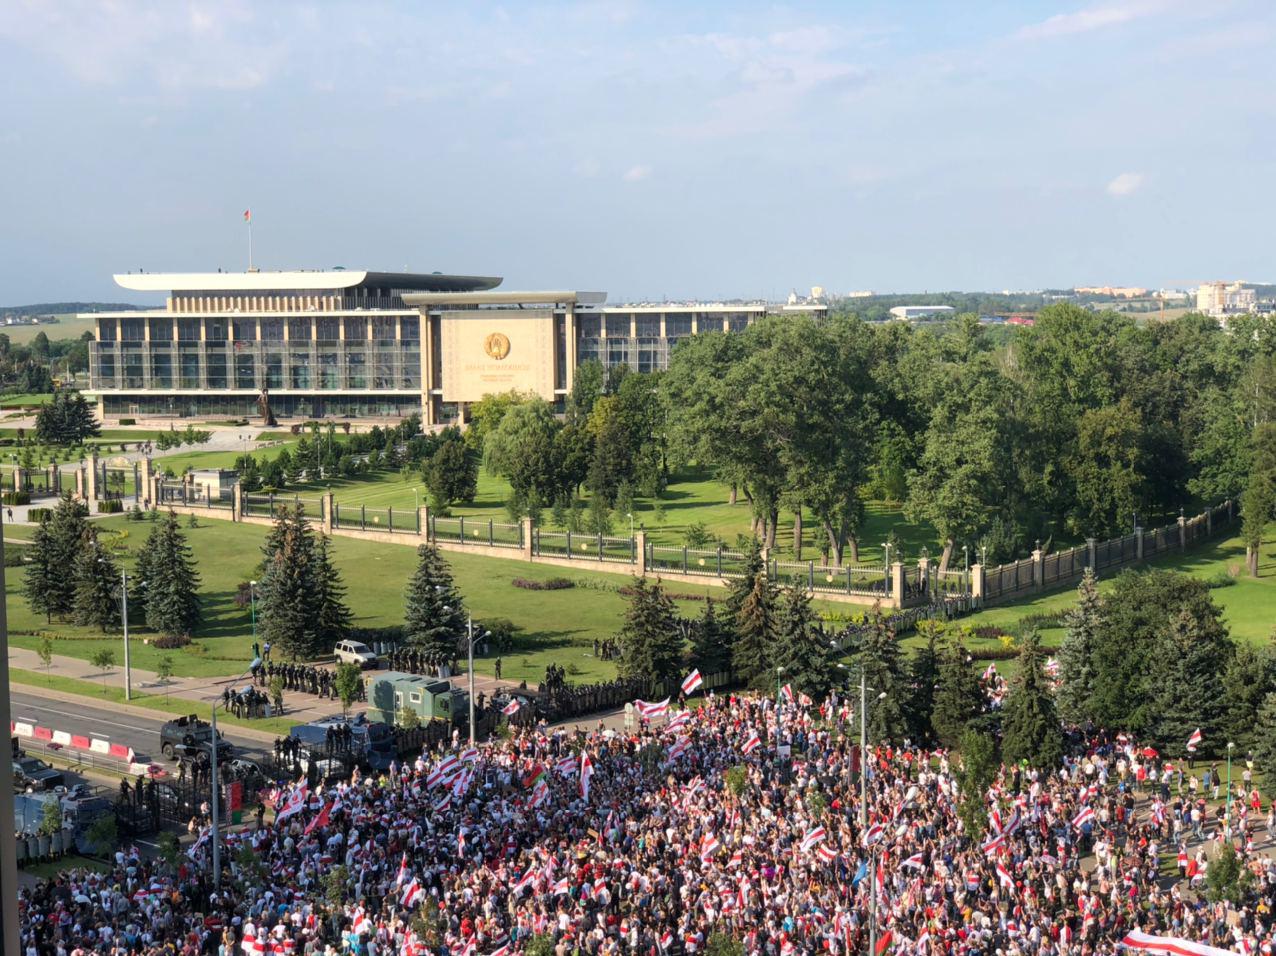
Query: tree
931 639 983 747
34 391 100 445
24 496 88 621
141 511 202 640
73 530 121 632
689 597 732 675
1056 569 1102 723
1089 570 1229 741
1251 691 1276 780
853 606 910 743
616 577 683 684
466 390 531 452
37 635 53 683
483 398 565 510
770 586 834 700
1221 641 1275 753
1241 423 1276 576
907 622 942 744
1148 607 1230 756
1000 631 1064 769
90 648 115 693
956 727 999 838
256 505 324 660
334 662 364 718
1206 843 1253 905
314 535 352 648
155 655 175 701
403 545 467 665
732 571 777 690
422 426 477 511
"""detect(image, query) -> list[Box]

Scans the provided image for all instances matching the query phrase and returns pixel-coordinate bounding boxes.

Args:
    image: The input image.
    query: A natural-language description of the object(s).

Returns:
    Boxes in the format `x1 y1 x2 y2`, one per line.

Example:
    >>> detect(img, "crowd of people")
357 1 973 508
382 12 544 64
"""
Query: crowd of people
18 691 1276 956
253 661 364 703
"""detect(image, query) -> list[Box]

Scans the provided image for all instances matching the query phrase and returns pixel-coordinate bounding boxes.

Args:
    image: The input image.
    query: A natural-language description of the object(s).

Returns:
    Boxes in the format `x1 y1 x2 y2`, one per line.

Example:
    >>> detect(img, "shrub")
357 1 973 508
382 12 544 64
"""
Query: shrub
512 577 575 591
1 491 30 506
1204 572 1237 589
4 547 25 567
1014 612 1064 631
617 583 708 602
967 646 1022 662
150 633 192 649
26 507 51 522
98 499 123 514
117 418 136 426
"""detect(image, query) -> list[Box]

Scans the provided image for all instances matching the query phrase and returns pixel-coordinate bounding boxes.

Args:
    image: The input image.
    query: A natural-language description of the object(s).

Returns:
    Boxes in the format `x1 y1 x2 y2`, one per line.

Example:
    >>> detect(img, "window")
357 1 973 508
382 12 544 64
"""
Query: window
149 318 173 341
605 314 632 338
260 319 284 341
635 315 660 337
288 317 311 341
409 692 422 705
665 314 692 337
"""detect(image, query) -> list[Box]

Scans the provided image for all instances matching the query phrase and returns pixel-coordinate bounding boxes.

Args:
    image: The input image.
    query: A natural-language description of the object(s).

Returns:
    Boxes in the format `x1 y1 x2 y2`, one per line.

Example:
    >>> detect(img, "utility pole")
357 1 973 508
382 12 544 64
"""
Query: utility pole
0 507 22 954
467 617 476 747
210 706 221 891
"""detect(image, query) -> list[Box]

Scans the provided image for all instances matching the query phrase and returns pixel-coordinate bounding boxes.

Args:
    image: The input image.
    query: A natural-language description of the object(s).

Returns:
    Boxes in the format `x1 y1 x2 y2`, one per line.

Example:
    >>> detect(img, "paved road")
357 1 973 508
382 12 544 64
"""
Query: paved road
8 689 270 764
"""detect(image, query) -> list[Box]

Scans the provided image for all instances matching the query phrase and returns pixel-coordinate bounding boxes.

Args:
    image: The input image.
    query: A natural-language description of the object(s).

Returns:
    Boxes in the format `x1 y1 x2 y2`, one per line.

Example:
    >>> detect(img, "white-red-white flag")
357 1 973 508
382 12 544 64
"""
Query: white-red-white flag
502 699 520 716
580 751 594 801
681 669 704 696
741 733 762 755
1186 728 1202 753
636 698 670 719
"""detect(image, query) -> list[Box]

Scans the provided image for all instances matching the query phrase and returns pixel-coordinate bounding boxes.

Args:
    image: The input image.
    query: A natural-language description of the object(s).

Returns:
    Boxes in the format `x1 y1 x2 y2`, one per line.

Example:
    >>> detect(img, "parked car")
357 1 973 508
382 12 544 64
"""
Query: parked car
334 640 378 669
159 715 233 763
12 755 64 791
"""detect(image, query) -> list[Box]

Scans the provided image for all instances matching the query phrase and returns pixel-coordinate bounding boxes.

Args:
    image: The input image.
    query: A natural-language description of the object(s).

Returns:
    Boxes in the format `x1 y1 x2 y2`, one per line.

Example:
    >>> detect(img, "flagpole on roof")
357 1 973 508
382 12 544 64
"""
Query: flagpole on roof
245 208 254 271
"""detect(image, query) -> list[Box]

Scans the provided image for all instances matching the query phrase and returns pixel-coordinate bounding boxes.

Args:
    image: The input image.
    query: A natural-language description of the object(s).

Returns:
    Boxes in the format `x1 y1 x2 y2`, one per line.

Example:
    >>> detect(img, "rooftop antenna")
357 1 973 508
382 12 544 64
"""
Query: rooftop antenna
244 208 256 272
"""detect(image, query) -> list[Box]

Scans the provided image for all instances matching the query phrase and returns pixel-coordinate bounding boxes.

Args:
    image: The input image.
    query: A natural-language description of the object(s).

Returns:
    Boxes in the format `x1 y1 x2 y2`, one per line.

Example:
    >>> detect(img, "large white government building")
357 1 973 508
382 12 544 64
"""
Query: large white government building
87 270 824 424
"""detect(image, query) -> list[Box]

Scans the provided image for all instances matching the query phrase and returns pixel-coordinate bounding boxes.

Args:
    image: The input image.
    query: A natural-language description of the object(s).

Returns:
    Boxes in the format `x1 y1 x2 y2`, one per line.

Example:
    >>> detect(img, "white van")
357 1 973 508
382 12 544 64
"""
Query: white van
334 640 378 669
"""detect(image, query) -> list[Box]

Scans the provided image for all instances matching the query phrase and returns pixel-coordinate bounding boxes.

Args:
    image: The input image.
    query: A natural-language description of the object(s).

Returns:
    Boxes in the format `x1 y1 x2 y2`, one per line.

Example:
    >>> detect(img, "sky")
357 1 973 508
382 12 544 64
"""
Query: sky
0 0 1273 305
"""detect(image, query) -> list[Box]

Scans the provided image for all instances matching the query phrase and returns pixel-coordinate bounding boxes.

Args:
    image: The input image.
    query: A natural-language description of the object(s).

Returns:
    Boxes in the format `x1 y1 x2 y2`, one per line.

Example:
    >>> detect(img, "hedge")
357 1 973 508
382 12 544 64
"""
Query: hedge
27 507 51 523
97 499 124 514
1 491 30 506
512 577 574 591
118 418 136 426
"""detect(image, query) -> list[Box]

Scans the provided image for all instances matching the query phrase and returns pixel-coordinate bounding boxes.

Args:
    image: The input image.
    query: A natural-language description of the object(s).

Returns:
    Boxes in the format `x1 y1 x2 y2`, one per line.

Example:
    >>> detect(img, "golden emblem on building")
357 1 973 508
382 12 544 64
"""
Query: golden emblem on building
484 332 511 361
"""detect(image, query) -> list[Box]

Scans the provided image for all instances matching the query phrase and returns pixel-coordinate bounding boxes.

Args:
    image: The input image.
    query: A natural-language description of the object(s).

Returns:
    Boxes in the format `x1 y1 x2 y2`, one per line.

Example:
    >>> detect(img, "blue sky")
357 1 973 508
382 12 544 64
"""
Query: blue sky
0 0 1272 304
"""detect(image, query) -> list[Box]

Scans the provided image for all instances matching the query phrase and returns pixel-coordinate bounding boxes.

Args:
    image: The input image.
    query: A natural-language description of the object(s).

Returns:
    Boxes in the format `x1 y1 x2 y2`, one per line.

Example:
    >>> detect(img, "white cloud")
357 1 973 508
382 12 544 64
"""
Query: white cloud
1106 172 1145 196
1017 1 1167 40
622 165 652 182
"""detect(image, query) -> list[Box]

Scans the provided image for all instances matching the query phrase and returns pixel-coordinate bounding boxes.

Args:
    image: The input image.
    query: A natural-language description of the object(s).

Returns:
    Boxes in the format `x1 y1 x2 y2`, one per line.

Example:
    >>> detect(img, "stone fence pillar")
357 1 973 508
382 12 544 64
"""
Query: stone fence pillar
970 564 986 607
139 457 153 508
890 561 905 608
86 452 99 503
1178 513 1187 550
636 531 648 576
1135 526 1144 561
1031 547 1044 589
322 492 334 534
13 467 24 494
1086 537 1097 570
418 505 430 541
232 483 243 521
521 517 534 561
916 555 930 601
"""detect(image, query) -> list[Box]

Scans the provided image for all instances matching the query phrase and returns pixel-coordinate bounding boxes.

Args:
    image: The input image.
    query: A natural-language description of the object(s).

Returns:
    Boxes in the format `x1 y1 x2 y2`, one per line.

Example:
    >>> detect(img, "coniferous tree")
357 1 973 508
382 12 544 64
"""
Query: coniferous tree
257 505 323 660
616 577 683 683
771 586 835 700
403 545 467 665
1149 607 1230 756
853 605 910 742
315 534 353 647
73 530 121 632
733 570 777 689
1251 692 1276 780
1221 642 1275 753
142 511 202 640
931 638 984 746
907 622 943 744
689 597 732 675
23 515 60 623
24 495 88 621
723 538 763 626
1056 568 1102 723
1001 631 1064 769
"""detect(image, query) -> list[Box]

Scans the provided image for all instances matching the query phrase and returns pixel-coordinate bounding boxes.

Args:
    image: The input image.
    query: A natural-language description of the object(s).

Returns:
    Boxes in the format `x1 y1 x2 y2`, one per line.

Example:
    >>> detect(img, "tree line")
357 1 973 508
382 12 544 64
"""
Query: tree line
464 307 1276 571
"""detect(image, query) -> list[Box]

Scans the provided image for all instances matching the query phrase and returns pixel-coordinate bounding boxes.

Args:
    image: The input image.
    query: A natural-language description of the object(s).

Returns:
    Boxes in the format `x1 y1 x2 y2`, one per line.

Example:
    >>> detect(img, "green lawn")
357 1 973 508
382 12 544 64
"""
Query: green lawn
282 465 934 565
152 440 297 476
955 527 1276 648
0 393 52 407
9 514 812 685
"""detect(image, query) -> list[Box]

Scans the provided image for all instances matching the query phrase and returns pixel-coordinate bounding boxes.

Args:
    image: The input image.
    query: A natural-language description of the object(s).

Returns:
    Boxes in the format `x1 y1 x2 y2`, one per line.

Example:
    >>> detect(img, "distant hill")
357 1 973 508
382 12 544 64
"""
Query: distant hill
0 302 146 316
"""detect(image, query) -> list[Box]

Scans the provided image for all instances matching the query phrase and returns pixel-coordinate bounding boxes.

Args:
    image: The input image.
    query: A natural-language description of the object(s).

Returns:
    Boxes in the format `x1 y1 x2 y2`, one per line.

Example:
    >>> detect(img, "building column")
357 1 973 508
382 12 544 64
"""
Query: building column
421 309 436 427
565 306 577 395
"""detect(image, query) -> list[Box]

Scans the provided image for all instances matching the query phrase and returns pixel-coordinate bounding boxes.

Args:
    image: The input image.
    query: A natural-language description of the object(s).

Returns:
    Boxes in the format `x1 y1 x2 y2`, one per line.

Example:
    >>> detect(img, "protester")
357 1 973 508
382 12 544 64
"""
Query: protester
17 692 1276 955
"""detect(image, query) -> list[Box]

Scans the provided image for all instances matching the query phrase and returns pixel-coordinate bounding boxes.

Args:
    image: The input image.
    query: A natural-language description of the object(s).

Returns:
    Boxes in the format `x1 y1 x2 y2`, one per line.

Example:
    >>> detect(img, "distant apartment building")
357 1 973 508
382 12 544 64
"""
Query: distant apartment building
1196 281 1256 318
1074 286 1147 298
844 291 875 298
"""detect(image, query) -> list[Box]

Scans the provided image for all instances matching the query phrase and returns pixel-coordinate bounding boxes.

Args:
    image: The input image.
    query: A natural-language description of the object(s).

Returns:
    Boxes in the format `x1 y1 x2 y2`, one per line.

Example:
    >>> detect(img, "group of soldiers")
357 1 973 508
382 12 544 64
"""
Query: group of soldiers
536 667 651 723
383 646 459 677
221 685 276 719
253 660 363 701
590 637 621 660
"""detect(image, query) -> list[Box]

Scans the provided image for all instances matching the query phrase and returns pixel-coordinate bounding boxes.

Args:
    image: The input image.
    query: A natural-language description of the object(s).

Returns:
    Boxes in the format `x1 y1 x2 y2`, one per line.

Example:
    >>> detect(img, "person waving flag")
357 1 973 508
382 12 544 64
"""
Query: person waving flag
580 750 594 801
1187 728 1203 753
681 669 703 696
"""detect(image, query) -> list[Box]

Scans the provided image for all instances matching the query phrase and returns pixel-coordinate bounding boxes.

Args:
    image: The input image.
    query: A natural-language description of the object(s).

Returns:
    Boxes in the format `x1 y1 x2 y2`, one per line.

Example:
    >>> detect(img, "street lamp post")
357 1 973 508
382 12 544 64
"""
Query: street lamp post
1227 741 1236 822
248 580 258 642
626 512 634 537
121 570 131 701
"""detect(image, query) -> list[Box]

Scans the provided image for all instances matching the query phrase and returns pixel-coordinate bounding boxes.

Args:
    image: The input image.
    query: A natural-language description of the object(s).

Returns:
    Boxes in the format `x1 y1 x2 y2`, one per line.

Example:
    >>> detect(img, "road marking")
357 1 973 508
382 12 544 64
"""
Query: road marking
11 701 158 735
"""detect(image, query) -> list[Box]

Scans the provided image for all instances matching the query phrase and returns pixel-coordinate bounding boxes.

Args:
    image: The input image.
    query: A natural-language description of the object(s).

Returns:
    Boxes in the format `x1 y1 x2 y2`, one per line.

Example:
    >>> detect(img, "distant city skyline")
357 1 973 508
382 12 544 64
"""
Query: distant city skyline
1 0 1272 304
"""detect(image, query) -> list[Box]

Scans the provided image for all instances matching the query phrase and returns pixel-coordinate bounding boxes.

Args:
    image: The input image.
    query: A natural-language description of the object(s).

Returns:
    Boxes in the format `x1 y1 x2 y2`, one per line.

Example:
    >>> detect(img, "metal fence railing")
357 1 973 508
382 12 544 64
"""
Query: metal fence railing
532 530 636 563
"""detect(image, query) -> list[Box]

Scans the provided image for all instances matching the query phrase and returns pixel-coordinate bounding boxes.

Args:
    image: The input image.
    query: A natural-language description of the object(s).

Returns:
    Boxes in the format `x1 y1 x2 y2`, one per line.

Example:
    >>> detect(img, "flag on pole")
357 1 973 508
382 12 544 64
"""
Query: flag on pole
556 755 577 776
699 832 720 862
1071 806 1095 830
681 669 704 696
395 852 409 886
862 822 884 847
1187 728 1202 753
800 826 827 852
901 852 924 869
780 683 795 704
304 799 333 835
815 844 838 863
874 930 893 955
635 698 670 719
996 862 1015 892
580 751 594 801
741 732 762 755
502 699 520 716
275 784 309 823
401 879 425 908
244 209 252 223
